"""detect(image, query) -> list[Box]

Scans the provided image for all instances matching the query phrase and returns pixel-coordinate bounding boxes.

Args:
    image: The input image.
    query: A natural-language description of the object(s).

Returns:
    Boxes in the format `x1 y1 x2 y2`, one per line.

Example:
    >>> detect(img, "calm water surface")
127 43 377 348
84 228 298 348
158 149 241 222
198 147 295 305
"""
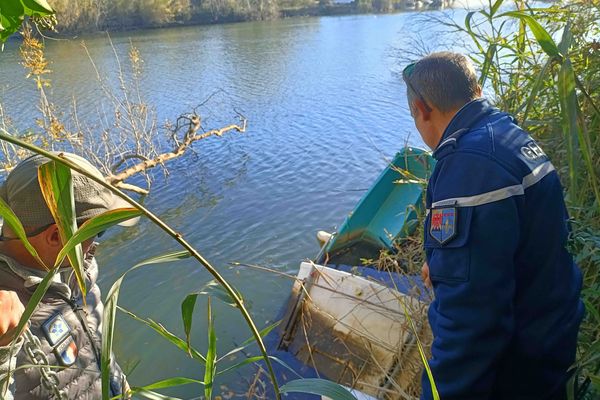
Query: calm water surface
0 10 469 396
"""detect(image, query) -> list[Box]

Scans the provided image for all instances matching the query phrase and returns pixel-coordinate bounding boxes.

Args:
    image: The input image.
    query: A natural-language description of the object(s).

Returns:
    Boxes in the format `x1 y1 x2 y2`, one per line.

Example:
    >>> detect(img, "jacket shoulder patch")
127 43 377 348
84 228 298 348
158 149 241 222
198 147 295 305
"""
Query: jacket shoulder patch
429 207 457 244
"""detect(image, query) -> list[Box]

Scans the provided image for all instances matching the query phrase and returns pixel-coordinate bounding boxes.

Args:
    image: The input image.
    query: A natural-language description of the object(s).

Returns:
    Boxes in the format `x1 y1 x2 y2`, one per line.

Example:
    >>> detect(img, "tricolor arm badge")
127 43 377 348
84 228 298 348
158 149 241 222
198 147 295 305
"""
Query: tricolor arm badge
429 207 457 245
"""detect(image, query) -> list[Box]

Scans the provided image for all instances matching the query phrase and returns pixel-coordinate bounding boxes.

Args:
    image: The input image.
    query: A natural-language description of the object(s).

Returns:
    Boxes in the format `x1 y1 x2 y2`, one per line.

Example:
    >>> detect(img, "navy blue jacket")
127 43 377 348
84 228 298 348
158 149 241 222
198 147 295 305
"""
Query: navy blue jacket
421 99 584 400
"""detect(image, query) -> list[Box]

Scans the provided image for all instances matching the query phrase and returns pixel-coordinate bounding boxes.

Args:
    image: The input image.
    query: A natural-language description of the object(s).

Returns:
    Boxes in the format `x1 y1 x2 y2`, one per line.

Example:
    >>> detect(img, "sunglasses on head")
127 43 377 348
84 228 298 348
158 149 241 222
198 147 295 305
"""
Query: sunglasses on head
403 62 433 113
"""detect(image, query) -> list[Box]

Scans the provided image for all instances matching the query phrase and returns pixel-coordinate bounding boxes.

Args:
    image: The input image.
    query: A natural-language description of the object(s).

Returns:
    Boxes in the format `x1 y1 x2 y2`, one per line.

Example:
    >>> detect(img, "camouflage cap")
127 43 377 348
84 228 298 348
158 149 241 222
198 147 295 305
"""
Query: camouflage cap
0 152 138 228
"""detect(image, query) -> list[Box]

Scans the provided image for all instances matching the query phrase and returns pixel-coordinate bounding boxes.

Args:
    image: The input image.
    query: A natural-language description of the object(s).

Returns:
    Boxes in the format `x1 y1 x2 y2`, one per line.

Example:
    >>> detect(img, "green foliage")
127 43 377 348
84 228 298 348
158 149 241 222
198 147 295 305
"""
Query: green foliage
0 0 53 42
181 293 198 355
499 10 561 58
355 0 373 13
33 157 144 400
0 195 45 267
204 298 217 399
102 248 196 399
56 208 143 266
0 130 282 398
119 306 207 364
38 160 85 290
0 139 150 399
199 279 242 307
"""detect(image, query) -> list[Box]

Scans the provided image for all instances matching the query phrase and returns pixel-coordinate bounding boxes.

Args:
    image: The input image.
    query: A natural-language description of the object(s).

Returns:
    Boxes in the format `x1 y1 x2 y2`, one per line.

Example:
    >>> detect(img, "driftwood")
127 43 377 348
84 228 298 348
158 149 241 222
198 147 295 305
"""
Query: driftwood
105 112 247 195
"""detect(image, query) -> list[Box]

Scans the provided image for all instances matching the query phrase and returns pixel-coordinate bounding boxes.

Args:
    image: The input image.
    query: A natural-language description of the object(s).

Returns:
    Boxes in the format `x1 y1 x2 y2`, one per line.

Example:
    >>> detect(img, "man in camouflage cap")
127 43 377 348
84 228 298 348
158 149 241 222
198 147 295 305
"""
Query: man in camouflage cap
0 152 136 399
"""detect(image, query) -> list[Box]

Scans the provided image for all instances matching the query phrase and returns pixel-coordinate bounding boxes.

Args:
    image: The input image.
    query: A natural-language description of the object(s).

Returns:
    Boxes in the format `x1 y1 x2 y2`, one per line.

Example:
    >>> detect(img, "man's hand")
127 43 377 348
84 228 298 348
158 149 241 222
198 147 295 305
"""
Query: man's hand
0 290 25 346
421 262 432 289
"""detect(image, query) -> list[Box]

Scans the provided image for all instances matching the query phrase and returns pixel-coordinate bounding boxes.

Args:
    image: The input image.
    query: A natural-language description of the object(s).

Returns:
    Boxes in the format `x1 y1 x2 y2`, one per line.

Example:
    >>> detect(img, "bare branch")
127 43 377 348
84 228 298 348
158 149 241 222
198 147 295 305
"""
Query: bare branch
107 116 247 186
113 181 150 195
110 153 150 173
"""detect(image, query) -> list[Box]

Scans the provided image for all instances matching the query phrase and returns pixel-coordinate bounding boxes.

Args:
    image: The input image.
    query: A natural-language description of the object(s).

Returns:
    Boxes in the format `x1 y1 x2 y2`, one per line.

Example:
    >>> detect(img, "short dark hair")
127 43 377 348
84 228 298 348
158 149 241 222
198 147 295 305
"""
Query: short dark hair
403 52 480 113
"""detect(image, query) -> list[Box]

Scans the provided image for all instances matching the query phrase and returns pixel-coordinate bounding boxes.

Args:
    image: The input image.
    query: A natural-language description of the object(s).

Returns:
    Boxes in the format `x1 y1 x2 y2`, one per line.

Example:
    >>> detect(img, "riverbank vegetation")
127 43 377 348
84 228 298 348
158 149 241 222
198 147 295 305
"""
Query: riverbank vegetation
10 0 453 34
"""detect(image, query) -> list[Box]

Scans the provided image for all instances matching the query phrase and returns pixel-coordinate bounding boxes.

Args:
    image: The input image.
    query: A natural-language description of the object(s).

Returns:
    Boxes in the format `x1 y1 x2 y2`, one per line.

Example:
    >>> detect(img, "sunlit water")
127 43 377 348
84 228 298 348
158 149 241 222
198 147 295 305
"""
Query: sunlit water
0 6 482 397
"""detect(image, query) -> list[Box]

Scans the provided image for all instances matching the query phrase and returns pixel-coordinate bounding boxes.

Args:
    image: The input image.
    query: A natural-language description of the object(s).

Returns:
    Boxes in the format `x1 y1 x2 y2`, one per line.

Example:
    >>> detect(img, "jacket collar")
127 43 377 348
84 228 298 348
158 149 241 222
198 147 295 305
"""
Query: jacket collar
0 253 72 297
433 98 499 159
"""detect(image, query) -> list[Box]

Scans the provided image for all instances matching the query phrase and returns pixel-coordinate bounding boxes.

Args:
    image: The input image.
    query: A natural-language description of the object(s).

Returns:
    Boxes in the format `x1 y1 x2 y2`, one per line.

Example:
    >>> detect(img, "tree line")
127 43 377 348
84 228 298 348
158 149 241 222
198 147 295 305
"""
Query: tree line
44 0 429 33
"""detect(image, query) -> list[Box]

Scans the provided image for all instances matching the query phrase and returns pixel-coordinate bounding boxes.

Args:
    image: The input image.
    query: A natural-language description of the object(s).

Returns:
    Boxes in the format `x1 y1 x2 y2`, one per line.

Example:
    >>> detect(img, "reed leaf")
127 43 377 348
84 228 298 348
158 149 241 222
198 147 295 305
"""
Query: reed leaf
398 294 439 400
0 196 46 268
118 306 206 363
181 293 198 355
10 267 58 348
102 250 193 398
490 0 504 17
199 279 242 307
560 20 600 207
0 0 53 42
280 378 357 400
21 0 54 14
128 389 183 400
132 377 204 391
500 11 560 59
56 208 142 267
479 44 497 87
518 57 553 121
102 276 118 400
134 250 192 267
557 57 580 200
268 355 303 379
38 160 85 294
239 320 281 347
216 356 263 376
557 20 573 56
464 11 485 54
204 297 217 400
215 320 281 365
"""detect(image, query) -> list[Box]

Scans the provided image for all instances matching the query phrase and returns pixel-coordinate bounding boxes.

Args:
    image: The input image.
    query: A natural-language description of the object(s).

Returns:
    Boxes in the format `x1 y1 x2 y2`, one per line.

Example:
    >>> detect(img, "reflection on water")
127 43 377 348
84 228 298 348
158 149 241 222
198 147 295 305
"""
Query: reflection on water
0 11 468 396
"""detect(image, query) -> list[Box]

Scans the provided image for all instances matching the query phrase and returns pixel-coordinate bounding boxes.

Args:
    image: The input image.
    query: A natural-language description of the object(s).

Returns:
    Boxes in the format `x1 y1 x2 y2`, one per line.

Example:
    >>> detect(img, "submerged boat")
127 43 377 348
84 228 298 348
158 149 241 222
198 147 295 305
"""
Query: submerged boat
264 148 435 399
317 147 432 266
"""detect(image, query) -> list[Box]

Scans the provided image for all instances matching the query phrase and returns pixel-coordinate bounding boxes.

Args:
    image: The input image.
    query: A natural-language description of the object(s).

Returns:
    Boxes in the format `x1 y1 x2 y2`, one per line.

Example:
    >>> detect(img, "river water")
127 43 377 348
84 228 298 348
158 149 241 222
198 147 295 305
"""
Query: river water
0 7 473 397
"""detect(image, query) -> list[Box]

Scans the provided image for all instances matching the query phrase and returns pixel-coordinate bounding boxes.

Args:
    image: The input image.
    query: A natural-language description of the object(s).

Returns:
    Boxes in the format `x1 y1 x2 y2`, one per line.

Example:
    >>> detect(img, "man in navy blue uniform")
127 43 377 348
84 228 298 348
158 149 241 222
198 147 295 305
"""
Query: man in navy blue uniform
402 52 584 399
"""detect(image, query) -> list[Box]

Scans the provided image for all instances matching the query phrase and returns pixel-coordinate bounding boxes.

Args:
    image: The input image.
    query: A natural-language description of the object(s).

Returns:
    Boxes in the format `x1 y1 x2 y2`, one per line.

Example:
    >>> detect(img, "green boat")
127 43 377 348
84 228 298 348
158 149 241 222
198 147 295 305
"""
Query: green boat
317 147 434 266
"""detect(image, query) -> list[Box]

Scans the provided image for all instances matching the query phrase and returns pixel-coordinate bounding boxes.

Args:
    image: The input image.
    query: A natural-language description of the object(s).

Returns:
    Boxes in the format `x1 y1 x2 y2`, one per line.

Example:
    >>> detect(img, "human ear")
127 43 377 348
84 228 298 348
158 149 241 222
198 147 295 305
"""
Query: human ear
44 225 62 248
